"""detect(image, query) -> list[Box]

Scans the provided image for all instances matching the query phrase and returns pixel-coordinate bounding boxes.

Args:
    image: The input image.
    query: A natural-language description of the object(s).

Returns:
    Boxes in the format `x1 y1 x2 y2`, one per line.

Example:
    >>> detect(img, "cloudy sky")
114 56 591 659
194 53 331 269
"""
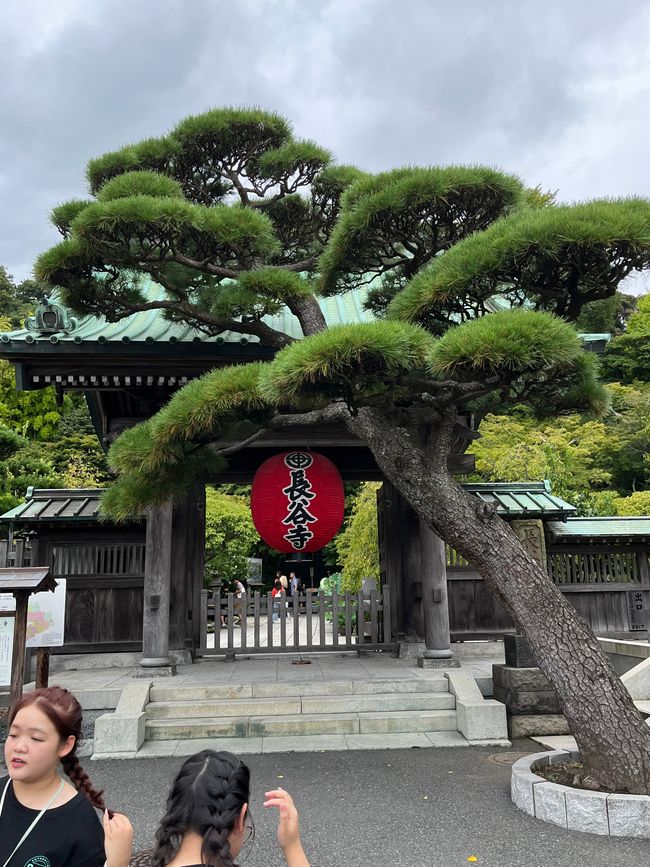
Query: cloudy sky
2 0 650 289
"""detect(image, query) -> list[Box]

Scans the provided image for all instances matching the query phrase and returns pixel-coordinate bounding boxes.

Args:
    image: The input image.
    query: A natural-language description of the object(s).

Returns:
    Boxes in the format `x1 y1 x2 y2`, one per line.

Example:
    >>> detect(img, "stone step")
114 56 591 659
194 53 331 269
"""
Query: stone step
149 677 449 703
146 691 455 720
146 697 302 719
145 709 458 740
300 693 455 714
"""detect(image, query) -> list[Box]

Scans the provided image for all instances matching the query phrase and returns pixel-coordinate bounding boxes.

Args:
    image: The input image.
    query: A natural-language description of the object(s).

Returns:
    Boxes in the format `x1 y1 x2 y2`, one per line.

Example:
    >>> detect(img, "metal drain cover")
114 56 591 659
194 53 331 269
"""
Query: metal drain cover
489 751 532 766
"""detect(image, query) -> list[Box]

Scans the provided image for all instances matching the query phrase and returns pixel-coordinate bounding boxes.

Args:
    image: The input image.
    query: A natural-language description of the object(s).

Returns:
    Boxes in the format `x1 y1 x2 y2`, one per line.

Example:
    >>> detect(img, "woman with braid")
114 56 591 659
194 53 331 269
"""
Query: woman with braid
1 686 133 867
147 749 309 867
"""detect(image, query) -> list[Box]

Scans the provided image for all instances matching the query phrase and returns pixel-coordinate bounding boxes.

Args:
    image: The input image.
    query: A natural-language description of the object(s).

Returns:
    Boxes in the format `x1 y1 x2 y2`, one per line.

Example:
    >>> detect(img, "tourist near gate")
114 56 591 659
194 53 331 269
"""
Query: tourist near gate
0 289 644 669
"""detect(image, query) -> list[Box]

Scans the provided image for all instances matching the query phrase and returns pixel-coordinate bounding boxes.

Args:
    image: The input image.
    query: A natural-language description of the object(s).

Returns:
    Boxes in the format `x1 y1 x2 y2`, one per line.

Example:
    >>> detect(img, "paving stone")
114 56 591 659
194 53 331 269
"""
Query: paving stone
509 714 570 738
359 709 457 734
301 692 454 714
533 782 568 828
261 735 348 753
135 740 179 758
424 731 469 747
607 793 650 837
511 770 540 815
565 789 610 835
492 664 552 691
345 732 433 750
252 681 352 697
174 737 263 756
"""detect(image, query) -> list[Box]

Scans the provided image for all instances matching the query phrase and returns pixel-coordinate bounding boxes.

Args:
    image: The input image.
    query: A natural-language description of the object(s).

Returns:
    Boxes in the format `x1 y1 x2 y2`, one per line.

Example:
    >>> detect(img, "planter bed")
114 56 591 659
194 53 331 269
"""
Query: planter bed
511 749 650 837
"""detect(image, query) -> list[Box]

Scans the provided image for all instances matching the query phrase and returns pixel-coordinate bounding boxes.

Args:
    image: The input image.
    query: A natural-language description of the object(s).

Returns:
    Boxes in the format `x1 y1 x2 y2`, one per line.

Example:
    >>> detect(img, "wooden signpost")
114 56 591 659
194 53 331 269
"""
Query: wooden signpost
0 567 56 710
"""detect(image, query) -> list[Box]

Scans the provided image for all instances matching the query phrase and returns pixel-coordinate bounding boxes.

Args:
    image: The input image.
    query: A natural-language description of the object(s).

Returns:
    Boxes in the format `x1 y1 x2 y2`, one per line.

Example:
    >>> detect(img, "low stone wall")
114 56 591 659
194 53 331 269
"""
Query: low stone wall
512 750 650 837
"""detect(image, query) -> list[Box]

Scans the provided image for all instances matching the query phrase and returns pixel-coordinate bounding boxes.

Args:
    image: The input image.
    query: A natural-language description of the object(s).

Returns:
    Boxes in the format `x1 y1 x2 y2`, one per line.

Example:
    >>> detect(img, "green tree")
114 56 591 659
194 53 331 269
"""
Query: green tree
336 483 381 592
0 267 40 329
204 488 259 585
35 107 650 792
472 383 650 506
614 491 650 515
600 293 650 384
575 292 637 335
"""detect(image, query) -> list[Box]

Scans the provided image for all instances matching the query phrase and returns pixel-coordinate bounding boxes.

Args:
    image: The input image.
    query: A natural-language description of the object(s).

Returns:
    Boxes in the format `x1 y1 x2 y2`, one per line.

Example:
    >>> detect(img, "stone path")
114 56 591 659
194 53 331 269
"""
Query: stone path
50 644 504 705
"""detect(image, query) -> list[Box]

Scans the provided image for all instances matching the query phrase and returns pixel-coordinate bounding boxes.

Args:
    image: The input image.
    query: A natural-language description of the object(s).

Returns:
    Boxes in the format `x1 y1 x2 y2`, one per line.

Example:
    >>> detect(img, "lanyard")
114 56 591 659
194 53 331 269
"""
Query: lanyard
0 777 65 867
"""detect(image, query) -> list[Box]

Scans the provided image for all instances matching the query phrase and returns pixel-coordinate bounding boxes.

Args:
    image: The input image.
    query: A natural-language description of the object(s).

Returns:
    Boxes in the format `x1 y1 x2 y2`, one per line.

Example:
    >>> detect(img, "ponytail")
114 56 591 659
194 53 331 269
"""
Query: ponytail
60 752 108 812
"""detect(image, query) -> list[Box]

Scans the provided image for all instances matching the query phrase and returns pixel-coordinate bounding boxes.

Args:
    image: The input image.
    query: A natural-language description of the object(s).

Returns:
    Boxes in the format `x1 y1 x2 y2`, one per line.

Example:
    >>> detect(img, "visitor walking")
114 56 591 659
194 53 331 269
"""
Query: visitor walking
272 577 282 622
1 686 133 867
133 749 310 867
289 571 300 616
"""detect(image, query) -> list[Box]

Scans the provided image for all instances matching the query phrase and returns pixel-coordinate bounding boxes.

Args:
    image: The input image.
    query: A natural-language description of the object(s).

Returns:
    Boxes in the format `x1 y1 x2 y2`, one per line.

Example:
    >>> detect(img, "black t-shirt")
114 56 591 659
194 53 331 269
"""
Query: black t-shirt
0 776 105 867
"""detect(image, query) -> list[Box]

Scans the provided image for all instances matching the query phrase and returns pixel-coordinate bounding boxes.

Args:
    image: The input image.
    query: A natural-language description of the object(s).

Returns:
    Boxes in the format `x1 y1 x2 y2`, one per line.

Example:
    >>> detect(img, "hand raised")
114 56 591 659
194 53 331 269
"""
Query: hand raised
103 810 134 867
263 787 301 850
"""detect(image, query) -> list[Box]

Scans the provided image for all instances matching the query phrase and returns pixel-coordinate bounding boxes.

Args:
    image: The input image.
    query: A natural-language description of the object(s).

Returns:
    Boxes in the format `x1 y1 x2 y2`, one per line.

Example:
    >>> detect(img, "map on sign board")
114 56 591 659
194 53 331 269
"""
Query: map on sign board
0 579 66 648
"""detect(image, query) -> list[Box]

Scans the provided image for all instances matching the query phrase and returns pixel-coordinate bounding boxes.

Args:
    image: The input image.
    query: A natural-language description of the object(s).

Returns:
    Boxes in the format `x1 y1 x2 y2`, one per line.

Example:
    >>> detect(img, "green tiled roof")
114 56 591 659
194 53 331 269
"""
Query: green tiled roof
0 279 609 349
0 280 373 346
0 488 104 522
548 517 650 540
0 481 576 525
462 481 577 518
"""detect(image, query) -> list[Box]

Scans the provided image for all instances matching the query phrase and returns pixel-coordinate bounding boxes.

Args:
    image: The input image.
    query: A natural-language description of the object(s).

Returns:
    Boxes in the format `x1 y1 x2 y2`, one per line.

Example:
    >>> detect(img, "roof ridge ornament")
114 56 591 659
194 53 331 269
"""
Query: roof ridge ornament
25 296 77 335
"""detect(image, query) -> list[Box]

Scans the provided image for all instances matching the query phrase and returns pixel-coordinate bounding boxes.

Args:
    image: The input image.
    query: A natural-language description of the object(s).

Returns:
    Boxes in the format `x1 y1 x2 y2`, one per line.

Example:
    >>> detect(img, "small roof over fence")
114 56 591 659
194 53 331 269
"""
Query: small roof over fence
547 517 650 543
0 487 103 523
462 482 576 519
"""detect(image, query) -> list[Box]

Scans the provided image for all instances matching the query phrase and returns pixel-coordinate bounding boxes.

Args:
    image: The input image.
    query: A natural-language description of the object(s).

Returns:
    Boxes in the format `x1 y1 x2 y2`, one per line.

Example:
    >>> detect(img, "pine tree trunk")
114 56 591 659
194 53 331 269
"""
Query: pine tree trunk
347 406 650 794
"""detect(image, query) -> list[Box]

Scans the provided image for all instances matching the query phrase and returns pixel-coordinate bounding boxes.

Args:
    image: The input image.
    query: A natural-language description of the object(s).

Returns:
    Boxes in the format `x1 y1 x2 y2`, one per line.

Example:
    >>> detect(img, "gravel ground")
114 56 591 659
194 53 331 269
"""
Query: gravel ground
1 724 648 866
82 744 649 867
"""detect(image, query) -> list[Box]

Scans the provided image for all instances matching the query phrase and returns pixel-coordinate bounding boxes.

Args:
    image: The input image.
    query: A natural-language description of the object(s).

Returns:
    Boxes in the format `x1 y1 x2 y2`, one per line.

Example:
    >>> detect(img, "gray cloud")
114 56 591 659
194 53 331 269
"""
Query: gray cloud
2 0 649 288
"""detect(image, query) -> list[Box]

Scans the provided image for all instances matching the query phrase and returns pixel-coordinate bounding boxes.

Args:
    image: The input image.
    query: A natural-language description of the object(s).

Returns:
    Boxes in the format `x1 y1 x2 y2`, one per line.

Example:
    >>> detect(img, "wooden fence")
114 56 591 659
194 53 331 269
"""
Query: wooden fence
447 546 650 638
199 587 393 656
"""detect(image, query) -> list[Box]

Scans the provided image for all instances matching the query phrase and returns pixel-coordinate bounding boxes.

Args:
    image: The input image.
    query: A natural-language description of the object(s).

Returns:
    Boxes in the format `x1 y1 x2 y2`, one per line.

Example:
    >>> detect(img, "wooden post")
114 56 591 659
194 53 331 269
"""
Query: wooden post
35 648 50 689
9 592 29 710
137 502 175 674
418 519 458 666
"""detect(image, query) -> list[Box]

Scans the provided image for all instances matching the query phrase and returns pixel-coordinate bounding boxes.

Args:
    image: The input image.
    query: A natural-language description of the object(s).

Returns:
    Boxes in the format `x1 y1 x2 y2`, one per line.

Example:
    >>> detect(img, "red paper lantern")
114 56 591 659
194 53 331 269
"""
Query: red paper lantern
251 451 345 553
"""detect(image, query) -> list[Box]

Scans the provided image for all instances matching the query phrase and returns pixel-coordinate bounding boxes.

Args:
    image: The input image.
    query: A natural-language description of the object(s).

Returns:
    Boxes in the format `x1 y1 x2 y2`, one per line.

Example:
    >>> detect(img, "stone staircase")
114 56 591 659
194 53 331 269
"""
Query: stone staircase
144 679 458 742
92 670 510 757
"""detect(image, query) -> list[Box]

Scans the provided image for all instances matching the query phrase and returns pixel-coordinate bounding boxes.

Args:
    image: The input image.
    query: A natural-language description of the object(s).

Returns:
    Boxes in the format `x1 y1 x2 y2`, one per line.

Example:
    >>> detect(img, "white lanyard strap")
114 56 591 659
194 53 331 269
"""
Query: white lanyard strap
0 777 65 867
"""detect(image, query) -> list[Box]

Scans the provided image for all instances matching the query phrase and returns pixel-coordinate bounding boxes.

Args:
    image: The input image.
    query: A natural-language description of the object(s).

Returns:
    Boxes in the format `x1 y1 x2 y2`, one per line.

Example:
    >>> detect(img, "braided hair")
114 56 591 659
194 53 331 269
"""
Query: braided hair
9 686 108 812
152 750 251 867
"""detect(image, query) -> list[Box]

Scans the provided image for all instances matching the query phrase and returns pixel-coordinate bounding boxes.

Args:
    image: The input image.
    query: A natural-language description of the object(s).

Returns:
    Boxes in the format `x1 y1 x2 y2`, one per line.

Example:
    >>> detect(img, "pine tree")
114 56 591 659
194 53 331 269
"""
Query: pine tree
35 107 650 792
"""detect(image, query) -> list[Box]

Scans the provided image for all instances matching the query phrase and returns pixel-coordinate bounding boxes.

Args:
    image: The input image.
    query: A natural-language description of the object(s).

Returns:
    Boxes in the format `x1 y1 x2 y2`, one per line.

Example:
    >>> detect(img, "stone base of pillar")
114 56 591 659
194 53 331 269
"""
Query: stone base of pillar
132 661 177 678
417 655 461 668
397 640 427 658
169 649 193 666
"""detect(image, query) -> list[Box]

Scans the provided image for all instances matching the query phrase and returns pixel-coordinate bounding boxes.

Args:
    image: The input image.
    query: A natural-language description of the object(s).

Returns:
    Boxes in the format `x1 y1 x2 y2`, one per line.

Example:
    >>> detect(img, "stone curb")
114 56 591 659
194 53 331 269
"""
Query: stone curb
511 749 650 837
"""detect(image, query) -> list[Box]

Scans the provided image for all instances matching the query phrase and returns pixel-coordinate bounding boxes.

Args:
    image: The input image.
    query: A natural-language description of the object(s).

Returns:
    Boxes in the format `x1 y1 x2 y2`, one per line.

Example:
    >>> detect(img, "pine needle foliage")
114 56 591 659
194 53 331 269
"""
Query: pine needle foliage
97 170 185 202
256 139 332 180
260 321 435 407
50 200 93 237
86 136 181 195
109 363 270 478
172 106 292 162
429 309 582 379
70 196 279 263
388 198 650 326
319 166 524 295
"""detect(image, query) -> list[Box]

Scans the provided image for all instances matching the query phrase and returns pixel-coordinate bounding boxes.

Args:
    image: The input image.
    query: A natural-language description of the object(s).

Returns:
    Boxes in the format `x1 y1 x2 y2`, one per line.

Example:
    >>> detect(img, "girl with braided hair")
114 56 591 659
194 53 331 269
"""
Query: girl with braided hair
148 749 309 867
1 686 133 867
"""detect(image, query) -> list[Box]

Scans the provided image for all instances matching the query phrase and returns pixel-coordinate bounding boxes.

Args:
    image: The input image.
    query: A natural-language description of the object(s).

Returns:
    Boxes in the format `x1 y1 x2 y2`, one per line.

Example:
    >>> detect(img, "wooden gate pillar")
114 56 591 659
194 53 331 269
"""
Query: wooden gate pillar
136 501 176 676
418 519 459 667
168 483 206 660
